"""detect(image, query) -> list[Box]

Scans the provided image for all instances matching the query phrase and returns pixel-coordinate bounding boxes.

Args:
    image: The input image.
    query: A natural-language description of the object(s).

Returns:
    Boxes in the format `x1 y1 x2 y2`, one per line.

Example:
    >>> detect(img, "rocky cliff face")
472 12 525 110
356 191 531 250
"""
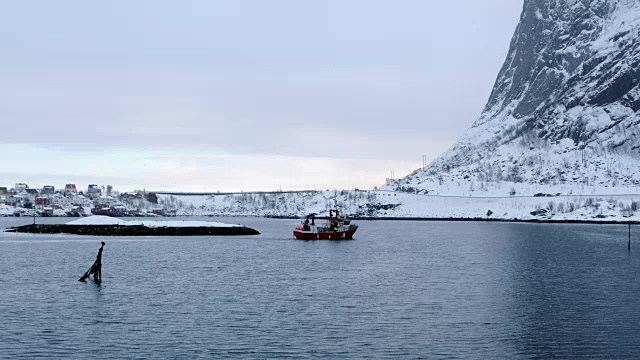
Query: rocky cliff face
389 0 640 196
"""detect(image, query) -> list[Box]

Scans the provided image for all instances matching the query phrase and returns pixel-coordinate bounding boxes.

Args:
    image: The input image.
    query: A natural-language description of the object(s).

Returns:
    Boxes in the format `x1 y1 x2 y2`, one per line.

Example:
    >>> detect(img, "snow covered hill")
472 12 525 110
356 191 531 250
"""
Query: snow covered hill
157 191 640 222
386 0 640 197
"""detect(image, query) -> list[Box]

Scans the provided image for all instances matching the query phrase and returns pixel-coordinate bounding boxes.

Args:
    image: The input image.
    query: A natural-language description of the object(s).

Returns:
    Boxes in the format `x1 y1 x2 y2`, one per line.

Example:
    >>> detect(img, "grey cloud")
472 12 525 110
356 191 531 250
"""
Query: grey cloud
0 0 523 164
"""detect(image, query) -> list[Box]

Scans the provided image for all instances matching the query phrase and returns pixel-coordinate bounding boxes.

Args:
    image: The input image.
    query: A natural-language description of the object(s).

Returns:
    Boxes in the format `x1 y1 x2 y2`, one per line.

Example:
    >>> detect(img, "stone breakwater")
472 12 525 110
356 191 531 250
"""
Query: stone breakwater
5 224 260 236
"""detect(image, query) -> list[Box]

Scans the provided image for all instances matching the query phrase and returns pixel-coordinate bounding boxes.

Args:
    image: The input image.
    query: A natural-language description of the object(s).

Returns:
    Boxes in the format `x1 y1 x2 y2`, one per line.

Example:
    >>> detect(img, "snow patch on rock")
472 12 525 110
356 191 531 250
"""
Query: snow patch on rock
66 215 241 228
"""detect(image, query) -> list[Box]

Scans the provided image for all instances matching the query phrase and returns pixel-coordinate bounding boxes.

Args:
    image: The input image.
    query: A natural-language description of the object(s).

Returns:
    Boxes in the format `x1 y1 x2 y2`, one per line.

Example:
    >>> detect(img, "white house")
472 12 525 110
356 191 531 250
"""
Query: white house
12 193 29 207
96 195 116 205
15 183 28 192
17 190 38 202
72 194 93 207
64 184 78 194
51 193 72 207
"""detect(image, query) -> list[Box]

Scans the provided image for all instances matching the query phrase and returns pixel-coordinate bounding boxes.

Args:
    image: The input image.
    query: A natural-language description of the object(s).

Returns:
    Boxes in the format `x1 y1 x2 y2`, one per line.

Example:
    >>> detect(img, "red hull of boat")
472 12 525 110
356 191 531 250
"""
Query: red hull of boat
293 229 357 240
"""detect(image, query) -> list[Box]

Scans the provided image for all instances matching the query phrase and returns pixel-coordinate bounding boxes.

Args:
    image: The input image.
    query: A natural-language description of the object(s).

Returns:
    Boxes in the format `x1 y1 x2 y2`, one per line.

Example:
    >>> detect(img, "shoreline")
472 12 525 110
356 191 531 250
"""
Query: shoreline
3 214 639 225
352 217 640 225
271 215 640 225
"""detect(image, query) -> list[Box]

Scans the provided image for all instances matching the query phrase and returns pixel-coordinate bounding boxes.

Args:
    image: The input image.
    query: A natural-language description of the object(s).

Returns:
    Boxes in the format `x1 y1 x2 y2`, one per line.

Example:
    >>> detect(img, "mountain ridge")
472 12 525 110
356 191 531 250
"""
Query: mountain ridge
387 0 640 196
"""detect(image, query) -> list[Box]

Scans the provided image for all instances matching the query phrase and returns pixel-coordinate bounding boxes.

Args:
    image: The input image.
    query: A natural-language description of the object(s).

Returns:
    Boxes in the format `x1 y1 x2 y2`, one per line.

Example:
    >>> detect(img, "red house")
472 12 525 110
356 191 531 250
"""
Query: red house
122 192 143 200
35 197 51 206
91 205 126 217
65 184 78 193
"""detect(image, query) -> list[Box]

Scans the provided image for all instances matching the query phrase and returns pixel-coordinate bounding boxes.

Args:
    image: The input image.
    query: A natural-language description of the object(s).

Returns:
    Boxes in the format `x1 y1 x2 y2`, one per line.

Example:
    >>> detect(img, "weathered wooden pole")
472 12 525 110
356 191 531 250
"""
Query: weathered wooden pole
629 223 631 251
79 241 105 282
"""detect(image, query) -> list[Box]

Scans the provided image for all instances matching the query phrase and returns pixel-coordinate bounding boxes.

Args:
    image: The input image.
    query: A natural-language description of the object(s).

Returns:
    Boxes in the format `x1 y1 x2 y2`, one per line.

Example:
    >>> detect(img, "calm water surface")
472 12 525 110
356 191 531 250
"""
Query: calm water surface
1 217 640 359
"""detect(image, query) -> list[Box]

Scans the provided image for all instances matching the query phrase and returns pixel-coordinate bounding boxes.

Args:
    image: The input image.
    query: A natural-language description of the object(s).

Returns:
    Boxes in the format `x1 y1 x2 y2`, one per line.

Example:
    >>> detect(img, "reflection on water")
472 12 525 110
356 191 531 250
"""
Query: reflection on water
1 217 639 358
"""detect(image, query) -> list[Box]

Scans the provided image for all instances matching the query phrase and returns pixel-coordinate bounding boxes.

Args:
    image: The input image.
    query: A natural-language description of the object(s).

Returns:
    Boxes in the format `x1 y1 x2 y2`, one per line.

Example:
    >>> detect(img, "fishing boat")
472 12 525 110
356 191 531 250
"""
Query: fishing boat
293 210 358 240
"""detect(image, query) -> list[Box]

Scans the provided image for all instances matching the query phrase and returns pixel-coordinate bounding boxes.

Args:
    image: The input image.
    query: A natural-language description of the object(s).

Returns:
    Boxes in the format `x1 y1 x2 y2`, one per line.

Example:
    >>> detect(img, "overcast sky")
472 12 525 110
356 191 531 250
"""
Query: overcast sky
0 0 523 192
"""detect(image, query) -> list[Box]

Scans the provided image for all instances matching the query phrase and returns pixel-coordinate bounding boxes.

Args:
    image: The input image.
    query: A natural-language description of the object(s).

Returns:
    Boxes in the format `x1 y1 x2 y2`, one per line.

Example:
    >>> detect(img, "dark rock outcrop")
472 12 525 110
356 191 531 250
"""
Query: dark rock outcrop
6 224 260 236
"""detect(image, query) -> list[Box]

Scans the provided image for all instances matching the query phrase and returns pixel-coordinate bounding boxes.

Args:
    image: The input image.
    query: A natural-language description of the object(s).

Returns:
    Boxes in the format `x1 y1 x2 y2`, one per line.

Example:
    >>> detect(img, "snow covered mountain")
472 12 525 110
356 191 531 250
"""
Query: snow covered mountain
387 0 640 196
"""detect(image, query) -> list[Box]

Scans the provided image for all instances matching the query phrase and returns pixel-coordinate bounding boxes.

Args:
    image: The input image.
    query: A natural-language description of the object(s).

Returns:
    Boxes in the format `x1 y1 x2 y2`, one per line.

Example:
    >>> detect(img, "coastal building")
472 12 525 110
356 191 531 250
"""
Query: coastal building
87 184 101 196
0 187 7 196
35 197 51 206
122 192 143 200
65 184 78 193
51 193 72 207
0 195 6 204
91 204 126 216
13 192 32 207
41 185 55 195
24 189 39 200
5 196 18 206
72 206 86 216
96 195 116 206
113 204 127 215
72 194 93 207
15 183 28 192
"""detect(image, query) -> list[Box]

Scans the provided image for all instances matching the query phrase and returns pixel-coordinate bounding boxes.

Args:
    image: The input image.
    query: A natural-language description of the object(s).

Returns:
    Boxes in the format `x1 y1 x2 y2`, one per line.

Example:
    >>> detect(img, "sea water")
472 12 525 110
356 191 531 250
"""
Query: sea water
1 217 639 358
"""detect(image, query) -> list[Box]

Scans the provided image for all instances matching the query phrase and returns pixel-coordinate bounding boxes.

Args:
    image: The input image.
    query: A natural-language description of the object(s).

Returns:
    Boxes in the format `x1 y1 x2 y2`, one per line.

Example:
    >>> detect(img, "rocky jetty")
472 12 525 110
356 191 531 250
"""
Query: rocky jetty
6 224 259 236
5 216 260 236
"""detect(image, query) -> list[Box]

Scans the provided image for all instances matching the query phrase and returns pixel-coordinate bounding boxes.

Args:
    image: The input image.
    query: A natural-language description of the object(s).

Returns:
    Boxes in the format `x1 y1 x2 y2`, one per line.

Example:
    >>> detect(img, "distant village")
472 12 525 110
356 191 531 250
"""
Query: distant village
0 183 176 217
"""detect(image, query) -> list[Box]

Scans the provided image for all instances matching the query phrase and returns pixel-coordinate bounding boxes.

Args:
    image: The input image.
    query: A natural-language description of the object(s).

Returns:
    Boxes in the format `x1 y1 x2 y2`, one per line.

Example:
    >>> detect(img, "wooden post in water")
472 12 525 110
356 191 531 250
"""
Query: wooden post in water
79 241 105 282
629 223 631 251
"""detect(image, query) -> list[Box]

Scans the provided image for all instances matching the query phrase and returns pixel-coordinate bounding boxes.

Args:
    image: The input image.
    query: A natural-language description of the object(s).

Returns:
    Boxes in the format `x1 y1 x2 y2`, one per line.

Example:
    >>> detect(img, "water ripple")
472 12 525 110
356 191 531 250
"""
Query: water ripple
1 218 640 358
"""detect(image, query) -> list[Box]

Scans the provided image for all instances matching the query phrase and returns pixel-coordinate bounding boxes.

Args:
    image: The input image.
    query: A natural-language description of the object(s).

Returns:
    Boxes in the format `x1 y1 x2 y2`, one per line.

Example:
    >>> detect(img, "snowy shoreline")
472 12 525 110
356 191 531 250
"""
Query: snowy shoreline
341 217 640 225
4 190 640 224
65 215 242 228
155 191 640 223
